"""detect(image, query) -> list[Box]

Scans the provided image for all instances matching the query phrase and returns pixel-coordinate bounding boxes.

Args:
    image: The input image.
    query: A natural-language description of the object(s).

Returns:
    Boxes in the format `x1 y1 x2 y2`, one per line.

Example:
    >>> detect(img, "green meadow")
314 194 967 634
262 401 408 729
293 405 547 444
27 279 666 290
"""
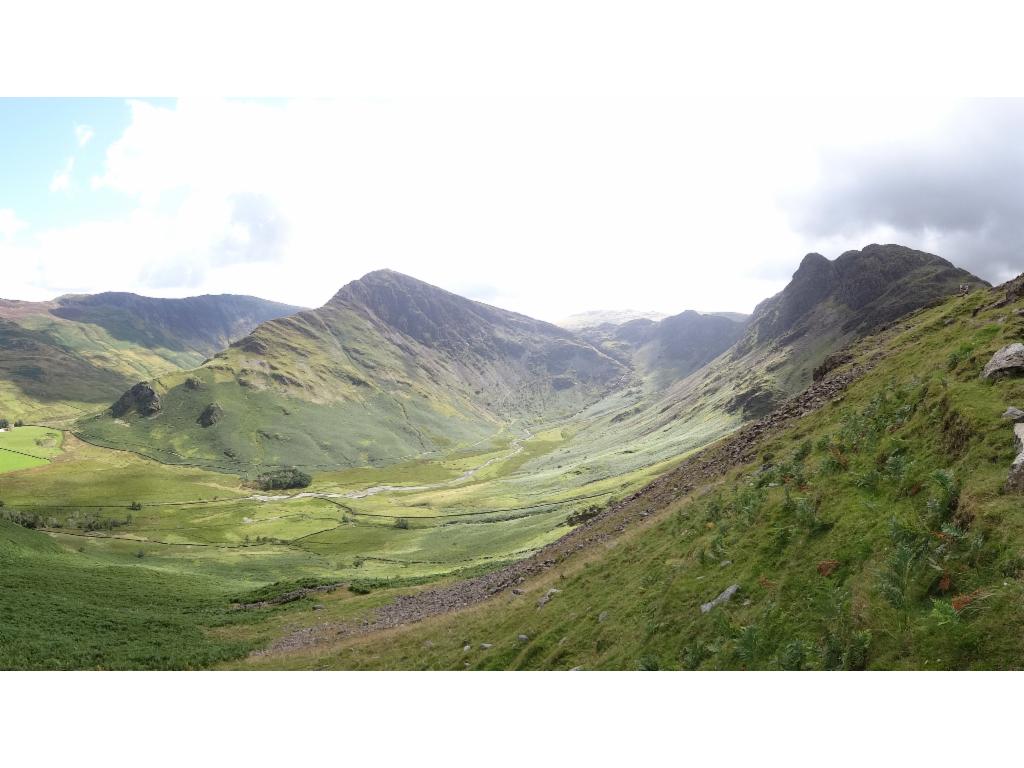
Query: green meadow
0 426 63 473
0 401 684 668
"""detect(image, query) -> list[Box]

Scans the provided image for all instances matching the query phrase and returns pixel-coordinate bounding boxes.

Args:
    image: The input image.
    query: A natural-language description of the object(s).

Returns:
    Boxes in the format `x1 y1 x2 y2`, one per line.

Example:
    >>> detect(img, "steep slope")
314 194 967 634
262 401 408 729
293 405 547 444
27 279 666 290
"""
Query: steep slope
0 518 251 669
730 243 986 396
250 272 1024 670
516 245 988 489
0 293 300 424
78 270 627 472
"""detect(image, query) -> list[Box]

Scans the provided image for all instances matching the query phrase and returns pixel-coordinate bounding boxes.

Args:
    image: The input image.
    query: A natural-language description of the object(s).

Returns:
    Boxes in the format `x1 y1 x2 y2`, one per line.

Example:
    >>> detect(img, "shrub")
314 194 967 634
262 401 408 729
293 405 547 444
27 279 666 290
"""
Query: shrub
13 419 24 427
0 418 8 429
256 468 312 491
2 509 41 528
794 439 813 462
925 470 960 527
129 501 143 511
946 344 974 371
779 640 807 670
854 468 881 492
565 504 602 526
394 518 410 530
638 654 660 671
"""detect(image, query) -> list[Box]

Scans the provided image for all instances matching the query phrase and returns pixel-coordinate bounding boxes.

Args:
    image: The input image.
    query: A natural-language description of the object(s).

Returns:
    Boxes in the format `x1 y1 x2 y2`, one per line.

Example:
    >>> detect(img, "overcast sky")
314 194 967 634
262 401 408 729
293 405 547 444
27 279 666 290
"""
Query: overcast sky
1 93 1021 321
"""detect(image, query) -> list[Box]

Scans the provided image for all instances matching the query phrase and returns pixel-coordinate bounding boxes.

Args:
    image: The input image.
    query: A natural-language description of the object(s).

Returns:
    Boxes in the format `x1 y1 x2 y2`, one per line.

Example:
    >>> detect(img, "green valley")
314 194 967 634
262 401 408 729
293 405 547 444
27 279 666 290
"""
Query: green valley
2 247 1019 671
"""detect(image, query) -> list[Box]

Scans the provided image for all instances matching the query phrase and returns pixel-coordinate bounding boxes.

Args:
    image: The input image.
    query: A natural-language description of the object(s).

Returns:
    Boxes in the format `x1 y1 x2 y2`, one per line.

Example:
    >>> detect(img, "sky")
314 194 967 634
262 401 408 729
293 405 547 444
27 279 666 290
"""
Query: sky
1 95 1021 321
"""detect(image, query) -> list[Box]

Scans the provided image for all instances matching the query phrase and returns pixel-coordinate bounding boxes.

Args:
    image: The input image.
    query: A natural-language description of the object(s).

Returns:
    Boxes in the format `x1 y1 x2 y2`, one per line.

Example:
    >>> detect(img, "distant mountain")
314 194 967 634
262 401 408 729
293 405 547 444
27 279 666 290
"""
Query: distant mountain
554 244 989 479
51 292 302 360
703 311 749 323
72 246 989 474
0 293 301 423
579 310 746 388
79 270 626 470
694 243 989 417
557 309 668 330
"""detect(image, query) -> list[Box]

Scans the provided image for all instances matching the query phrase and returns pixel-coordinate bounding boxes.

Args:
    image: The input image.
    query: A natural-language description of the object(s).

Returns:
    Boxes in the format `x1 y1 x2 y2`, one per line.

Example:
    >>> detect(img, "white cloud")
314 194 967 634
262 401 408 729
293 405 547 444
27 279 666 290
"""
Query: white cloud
8 92 1015 318
49 156 74 192
0 209 27 242
75 124 94 147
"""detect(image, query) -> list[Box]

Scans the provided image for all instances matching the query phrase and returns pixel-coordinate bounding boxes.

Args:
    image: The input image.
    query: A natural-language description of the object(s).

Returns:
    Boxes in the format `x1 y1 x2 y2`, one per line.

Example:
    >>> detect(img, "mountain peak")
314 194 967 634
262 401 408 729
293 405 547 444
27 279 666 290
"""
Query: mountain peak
746 243 987 348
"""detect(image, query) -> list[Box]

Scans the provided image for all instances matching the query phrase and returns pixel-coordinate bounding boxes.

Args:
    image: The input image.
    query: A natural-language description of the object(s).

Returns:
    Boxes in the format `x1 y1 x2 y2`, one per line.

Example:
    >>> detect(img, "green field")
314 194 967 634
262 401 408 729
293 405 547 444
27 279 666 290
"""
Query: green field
0 426 63 473
0 399 691 670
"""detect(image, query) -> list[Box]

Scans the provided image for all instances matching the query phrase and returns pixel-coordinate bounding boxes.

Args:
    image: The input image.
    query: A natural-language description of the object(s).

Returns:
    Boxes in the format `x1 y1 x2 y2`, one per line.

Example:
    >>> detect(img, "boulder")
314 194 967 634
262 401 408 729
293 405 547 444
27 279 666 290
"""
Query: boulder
1002 406 1024 423
700 584 739 614
1007 424 1024 493
982 343 1024 379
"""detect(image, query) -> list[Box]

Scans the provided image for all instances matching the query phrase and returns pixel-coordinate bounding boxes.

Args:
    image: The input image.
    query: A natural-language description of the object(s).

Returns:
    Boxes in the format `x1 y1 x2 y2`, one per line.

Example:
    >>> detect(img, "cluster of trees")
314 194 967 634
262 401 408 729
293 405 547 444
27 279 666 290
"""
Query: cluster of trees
0 418 26 429
0 505 133 532
255 468 312 491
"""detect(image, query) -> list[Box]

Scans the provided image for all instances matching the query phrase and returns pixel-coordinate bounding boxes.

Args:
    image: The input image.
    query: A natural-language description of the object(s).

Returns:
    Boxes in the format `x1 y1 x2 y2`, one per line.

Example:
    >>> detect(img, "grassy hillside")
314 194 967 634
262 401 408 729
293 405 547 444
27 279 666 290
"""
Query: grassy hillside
238 276 1024 670
0 293 299 424
78 270 626 472
0 518 260 669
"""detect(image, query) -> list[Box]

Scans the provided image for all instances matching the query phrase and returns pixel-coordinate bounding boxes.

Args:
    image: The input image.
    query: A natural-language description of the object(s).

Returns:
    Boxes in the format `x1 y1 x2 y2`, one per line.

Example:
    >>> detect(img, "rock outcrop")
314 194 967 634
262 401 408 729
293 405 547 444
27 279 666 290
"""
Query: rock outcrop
1002 407 1024 423
197 402 225 427
982 344 1024 379
110 381 161 418
700 584 739 614
1008 424 1024 493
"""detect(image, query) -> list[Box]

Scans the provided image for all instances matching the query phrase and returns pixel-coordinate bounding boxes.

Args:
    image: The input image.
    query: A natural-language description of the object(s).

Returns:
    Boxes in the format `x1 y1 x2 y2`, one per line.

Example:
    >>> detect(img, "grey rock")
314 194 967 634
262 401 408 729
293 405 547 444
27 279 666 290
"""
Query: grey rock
511 588 524 595
569 666 583 671
1007 423 1024 492
598 611 609 623
700 584 740 614
982 343 1024 379
312 603 324 611
537 588 561 607
719 559 732 568
463 644 471 652
1002 406 1024 423
480 643 493 650
517 634 529 642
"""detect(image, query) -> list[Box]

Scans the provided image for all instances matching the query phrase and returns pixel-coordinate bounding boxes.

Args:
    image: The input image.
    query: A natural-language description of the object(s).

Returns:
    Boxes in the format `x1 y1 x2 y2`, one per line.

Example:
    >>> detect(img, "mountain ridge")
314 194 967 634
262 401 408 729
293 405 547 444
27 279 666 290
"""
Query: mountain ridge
0 291 301 423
